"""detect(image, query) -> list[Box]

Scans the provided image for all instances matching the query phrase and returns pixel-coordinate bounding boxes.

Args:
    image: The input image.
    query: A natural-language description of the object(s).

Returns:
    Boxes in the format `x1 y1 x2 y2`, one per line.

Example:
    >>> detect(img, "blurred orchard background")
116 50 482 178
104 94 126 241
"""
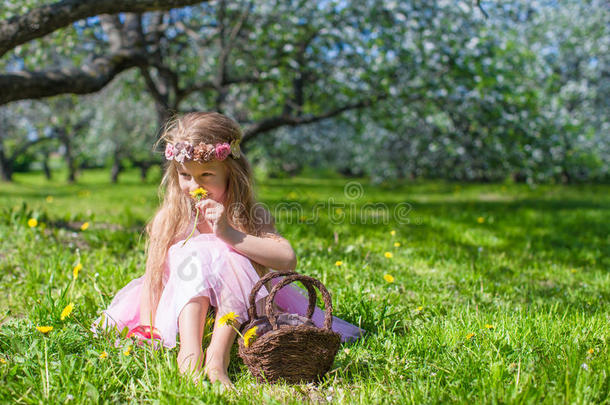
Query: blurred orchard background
0 0 608 185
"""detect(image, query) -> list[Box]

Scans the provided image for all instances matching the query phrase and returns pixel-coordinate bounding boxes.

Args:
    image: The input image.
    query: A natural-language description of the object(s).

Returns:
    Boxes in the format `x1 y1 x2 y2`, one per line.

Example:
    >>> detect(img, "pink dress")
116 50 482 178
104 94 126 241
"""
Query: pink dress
92 227 364 348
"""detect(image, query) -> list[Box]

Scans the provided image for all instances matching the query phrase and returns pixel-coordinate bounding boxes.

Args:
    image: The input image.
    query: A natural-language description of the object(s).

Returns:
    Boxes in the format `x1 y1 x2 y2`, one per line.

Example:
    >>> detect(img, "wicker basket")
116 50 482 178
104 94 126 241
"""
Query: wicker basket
237 271 341 384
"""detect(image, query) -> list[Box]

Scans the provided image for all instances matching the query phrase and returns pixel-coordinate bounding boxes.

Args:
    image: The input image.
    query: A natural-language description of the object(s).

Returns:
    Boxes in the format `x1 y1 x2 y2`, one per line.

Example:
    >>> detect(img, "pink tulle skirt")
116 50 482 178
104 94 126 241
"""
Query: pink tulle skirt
92 231 364 348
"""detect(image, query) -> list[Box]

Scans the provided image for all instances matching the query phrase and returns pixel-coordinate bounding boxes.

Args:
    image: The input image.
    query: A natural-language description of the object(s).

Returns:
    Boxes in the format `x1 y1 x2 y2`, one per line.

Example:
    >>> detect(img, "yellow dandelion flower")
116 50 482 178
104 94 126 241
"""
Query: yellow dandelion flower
416 306 424 311
219 312 239 326
0 358 6 364
45 196 54 203
570 269 577 273
466 333 475 340
384 251 393 259
390 230 396 236
189 187 208 200
394 242 401 247
73 263 82 280
36 326 53 334
383 274 395 283
243 326 258 348
28 218 38 228
335 260 343 266
99 351 108 359
183 188 209 247
587 348 594 355
60 303 74 321
80 222 90 231
477 217 485 224
484 324 494 329
123 346 132 356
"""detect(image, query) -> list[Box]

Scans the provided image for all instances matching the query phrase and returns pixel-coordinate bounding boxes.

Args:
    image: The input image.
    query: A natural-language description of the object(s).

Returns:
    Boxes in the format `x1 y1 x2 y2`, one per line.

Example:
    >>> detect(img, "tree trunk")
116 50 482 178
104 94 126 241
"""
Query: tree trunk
111 155 122 184
139 163 150 182
155 102 172 128
560 168 571 184
66 147 76 183
58 128 76 183
512 171 527 183
0 147 12 182
42 152 52 180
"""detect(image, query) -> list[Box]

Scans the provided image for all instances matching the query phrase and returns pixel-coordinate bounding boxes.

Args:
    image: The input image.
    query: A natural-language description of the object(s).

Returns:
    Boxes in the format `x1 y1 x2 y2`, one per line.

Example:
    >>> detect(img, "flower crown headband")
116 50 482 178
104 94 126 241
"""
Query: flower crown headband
164 138 241 163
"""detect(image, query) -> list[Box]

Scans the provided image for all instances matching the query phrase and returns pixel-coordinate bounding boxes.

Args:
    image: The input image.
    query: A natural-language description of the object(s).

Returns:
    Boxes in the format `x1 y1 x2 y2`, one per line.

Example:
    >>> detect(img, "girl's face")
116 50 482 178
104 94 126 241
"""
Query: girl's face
177 159 229 204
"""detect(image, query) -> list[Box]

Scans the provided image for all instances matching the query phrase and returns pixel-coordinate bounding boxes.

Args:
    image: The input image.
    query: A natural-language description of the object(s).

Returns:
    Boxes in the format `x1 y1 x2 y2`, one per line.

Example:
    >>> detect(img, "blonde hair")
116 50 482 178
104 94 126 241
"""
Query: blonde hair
143 112 269 315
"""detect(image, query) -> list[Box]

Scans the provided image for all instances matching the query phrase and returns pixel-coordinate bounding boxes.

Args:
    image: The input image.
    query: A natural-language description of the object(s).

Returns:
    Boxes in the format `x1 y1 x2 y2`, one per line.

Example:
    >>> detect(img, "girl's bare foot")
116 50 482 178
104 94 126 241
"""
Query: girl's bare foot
177 349 206 386
204 365 234 389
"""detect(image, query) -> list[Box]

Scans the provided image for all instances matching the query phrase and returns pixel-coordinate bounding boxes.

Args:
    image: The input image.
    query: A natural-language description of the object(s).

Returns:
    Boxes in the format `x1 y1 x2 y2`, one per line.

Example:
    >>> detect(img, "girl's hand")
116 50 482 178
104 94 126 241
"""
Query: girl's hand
195 199 232 236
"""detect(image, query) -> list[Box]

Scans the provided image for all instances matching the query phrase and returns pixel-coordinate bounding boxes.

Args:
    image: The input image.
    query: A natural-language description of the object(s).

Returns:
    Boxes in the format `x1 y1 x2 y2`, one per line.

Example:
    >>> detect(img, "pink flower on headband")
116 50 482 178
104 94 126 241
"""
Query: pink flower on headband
164 143 174 160
215 143 231 161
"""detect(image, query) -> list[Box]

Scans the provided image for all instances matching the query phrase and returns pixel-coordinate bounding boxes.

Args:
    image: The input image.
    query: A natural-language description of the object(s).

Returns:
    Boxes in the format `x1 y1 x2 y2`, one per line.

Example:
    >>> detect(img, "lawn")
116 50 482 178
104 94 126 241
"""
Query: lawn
0 169 608 403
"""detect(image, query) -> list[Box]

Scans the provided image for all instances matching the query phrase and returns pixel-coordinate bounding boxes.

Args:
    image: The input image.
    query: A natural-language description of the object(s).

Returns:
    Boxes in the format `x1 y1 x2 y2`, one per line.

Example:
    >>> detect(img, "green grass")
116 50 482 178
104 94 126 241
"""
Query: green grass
0 169 608 403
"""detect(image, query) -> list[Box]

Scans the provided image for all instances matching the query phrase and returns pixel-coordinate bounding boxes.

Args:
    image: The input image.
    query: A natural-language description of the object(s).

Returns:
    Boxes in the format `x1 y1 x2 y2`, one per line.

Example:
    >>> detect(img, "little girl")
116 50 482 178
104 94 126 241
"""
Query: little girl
93 112 363 387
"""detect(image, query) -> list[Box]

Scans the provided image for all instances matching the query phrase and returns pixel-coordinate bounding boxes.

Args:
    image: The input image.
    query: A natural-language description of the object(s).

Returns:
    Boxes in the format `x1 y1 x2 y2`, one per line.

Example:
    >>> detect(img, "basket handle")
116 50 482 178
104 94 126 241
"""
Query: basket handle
247 271 317 321
266 274 334 331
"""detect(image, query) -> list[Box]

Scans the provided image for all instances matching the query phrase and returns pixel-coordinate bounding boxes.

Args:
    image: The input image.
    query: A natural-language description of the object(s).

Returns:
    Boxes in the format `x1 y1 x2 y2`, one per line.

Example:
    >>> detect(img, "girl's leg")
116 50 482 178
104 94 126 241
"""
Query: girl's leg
177 296 210 382
204 312 238 387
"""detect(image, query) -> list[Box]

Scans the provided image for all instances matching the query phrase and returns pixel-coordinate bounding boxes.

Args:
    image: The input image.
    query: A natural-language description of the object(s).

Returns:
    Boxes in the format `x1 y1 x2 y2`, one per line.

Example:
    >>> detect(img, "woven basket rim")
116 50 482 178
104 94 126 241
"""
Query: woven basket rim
247 272 336 331
238 323 341 352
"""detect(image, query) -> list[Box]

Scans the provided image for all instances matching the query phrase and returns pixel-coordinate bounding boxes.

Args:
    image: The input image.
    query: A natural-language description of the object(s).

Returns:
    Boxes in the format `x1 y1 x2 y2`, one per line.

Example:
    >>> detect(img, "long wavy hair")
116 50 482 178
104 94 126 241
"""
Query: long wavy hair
143 112 268 315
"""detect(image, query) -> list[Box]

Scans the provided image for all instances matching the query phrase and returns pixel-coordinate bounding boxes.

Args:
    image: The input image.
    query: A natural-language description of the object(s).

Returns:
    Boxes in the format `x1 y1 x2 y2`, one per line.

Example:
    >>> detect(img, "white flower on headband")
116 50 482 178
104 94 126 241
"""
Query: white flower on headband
165 139 241 163
173 142 193 163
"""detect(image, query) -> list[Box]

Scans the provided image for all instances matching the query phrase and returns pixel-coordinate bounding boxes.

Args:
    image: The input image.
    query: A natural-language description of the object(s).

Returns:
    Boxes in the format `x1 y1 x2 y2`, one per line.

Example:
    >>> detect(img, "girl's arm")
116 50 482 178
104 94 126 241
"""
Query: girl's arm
218 206 297 271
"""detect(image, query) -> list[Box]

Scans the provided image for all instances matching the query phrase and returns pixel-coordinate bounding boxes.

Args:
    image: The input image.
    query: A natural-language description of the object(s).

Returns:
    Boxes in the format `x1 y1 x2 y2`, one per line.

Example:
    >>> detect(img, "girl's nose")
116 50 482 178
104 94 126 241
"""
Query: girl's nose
187 178 199 191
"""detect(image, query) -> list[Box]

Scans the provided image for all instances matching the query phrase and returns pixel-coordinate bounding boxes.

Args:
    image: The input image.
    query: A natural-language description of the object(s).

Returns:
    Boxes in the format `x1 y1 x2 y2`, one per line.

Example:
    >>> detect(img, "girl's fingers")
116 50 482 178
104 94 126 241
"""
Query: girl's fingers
204 213 221 223
196 199 222 211
194 199 224 229
195 200 211 209
196 201 215 214
197 201 223 212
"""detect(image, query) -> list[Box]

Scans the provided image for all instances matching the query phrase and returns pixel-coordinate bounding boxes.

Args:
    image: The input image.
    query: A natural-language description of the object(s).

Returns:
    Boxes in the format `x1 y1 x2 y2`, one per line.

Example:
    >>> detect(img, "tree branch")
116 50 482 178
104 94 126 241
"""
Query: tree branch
0 0 207 57
221 2 252 65
476 0 489 18
139 66 169 109
243 94 387 143
176 81 215 106
176 75 266 106
0 49 149 105
7 134 57 165
283 26 322 116
174 20 216 49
